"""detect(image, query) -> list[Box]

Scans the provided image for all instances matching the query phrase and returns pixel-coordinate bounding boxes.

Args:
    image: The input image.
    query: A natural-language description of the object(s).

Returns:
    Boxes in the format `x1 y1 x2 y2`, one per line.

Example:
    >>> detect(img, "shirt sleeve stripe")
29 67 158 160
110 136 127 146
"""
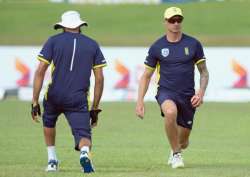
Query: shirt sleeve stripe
93 63 107 69
37 56 50 65
144 64 155 71
195 59 206 65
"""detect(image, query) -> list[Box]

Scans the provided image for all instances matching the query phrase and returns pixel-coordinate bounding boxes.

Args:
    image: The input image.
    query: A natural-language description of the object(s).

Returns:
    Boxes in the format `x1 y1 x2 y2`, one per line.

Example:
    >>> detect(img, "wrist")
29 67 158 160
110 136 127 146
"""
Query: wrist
137 100 144 105
91 105 99 110
197 89 205 98
32 100 39 105
137 97 144 102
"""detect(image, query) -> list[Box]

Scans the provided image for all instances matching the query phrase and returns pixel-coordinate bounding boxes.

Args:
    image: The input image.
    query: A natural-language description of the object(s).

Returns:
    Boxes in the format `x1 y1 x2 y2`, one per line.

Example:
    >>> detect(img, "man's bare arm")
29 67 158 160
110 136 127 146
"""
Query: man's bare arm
136 67 155 119
32 61 49 105
197 61 209 97
92 67 104 110
191 61 209 107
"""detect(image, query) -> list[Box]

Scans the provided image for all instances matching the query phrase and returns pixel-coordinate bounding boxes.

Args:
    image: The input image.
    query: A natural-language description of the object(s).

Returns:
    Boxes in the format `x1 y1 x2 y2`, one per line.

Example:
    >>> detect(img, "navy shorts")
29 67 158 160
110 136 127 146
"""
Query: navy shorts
42 97 91 151
155 89 196 129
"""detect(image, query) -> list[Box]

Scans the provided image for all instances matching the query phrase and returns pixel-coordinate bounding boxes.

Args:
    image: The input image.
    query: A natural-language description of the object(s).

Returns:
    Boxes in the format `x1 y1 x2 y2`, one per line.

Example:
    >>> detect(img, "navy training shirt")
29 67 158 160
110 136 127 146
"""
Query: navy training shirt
37 32 107 105
144 34 205 96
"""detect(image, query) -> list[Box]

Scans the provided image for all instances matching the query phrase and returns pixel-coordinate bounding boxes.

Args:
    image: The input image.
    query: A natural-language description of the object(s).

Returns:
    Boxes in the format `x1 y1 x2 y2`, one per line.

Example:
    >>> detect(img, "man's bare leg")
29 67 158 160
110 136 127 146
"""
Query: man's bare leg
44 127 58 172
161 100 181 153
161 100 184 168
178 126 191 150
79 138 94 173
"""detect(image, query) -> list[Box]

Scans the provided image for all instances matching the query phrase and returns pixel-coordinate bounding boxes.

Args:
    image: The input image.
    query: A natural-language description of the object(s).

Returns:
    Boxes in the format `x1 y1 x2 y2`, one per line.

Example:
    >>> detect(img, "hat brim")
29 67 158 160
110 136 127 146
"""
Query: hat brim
54 21 88 30
165 13 183 20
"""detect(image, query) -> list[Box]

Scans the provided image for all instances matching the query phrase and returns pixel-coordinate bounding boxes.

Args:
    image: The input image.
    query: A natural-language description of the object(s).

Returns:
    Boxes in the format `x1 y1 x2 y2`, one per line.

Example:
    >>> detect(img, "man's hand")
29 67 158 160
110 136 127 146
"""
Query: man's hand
191 90 204 108
90 109 102 128
31 103 41 123
136 101 145 119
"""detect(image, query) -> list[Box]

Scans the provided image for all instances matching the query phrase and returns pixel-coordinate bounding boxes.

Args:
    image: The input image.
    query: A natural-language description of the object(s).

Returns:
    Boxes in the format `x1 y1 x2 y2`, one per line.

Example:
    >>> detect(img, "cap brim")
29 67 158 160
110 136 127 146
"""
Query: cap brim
165 14 183 19
54 22 88 30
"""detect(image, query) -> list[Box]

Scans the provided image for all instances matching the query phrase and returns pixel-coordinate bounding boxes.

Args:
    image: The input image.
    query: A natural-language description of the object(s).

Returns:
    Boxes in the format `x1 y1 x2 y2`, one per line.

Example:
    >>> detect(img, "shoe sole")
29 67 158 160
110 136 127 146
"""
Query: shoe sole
46 169 58 172
172 164 184 169
80 156 94 173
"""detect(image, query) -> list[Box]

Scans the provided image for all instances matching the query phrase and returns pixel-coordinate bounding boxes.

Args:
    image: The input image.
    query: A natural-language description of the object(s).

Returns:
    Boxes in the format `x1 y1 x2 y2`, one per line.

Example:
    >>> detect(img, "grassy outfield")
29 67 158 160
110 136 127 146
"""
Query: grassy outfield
0 1 250 46
0 100 249 177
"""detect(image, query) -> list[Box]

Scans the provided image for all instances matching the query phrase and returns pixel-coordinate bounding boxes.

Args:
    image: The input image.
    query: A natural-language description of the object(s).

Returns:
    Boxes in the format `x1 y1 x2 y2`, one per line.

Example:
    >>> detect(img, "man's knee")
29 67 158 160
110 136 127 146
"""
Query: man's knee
165 108 177 117
161 100 177 122
164 109 177 125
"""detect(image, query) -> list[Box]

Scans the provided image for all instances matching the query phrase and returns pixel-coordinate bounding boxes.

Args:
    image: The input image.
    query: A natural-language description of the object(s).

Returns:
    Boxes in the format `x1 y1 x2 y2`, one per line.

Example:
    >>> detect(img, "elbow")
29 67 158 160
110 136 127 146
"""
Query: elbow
142 73 152 81
202 70 209 80
205 71 209 81
35 68 45 78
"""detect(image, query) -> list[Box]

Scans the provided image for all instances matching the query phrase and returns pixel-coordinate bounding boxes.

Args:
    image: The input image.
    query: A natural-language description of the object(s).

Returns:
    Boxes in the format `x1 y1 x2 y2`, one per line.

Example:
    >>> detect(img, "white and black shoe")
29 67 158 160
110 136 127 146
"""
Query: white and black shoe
171 152 184 169
80 151 95 173
45 159 58 172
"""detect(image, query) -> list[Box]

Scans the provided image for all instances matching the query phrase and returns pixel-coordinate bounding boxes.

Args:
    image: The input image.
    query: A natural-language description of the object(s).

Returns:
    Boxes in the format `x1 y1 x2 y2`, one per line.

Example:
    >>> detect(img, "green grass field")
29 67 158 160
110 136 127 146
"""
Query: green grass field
0 100 249 177
1 1 250 46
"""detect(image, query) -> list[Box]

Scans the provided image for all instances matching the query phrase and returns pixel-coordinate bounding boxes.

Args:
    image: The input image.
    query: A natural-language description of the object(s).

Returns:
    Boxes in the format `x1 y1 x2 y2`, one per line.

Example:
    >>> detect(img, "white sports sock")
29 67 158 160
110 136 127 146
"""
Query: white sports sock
80 146 90 159
47 146 57 161
80 146 89 153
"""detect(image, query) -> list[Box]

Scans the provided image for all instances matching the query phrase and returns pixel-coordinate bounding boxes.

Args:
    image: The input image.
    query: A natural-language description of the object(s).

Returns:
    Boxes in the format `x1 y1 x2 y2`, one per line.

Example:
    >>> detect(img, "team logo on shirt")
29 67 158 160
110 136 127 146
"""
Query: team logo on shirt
161 48 169 57
184 47 189 55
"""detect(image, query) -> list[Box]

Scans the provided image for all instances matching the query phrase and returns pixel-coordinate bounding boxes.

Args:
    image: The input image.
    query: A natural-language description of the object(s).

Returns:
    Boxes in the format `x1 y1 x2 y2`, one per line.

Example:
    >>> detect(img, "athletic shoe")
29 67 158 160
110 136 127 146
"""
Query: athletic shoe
80 151 95 173
45 159 58 172
171 152 184 169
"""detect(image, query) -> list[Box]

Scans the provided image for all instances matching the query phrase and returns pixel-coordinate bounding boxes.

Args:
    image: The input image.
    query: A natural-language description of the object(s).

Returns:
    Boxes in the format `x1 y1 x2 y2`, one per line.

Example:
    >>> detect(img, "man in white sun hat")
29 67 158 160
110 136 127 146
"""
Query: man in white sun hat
136 7 209 168
31 10 107 173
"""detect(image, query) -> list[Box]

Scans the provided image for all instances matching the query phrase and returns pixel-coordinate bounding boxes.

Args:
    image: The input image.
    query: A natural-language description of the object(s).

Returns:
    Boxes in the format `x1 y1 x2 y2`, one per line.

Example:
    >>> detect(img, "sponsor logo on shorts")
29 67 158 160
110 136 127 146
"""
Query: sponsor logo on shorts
187 121 192 125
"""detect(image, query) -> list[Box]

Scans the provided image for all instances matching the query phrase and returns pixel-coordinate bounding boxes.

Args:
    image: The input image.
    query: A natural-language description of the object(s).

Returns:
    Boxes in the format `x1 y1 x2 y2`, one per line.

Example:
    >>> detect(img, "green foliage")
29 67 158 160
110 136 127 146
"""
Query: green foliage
0 100 250 177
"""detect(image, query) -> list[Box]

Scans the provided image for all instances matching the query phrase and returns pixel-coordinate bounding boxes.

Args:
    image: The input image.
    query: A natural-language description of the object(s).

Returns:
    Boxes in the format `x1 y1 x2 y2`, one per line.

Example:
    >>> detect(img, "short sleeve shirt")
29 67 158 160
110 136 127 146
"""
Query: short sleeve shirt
144 34 205 96
38 32 107 101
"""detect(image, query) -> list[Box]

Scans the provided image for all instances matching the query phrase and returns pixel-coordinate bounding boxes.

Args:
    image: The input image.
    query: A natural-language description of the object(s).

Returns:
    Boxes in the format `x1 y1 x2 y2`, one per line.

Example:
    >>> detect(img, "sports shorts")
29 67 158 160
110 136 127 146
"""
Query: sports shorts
42 96 91 151
155 87 196 129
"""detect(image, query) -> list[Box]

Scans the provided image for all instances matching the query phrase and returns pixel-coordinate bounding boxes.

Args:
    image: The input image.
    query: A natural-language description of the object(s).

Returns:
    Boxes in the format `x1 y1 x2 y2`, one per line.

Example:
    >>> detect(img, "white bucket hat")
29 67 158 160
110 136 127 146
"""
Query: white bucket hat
54 10 88 30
